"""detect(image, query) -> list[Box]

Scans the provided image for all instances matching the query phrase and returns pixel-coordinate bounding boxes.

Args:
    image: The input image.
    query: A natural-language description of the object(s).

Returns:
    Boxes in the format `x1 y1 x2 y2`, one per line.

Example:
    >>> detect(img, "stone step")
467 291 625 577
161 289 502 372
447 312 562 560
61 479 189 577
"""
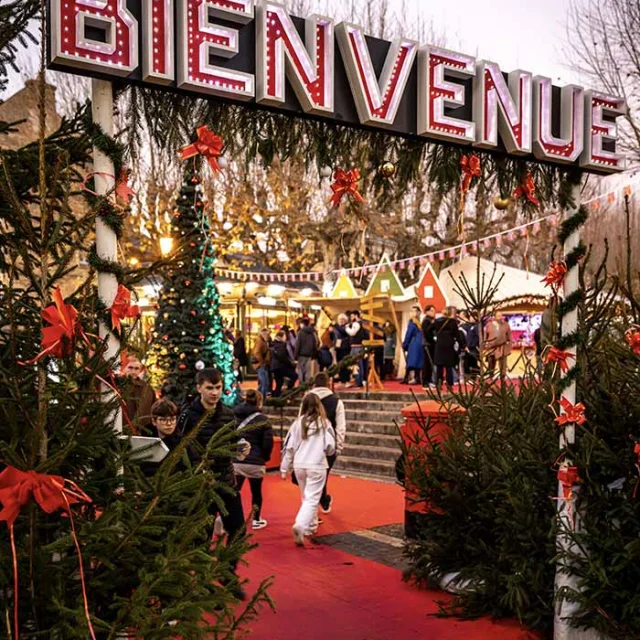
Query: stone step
336 391 420 402
269 419 401 437
346 432 401 449
340 399 408 412
342 443 400 462
265 406 403 425
334 455 397 478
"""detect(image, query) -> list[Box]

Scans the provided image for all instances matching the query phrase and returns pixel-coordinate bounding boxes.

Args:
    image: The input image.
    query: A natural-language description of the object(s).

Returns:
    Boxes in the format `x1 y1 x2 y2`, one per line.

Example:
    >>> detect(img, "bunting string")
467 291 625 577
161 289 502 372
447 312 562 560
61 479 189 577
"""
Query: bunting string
212 178 638 284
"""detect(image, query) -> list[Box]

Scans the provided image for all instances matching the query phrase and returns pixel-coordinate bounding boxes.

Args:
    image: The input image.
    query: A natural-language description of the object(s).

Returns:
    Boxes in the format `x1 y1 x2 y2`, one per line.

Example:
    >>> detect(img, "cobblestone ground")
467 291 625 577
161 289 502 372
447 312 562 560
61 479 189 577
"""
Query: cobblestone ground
315 523 408 571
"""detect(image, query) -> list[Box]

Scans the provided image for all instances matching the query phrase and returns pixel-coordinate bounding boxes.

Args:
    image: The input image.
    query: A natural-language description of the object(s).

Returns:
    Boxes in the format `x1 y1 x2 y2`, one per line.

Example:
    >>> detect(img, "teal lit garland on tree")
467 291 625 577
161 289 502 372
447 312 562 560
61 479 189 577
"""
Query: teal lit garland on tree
147 161 239 405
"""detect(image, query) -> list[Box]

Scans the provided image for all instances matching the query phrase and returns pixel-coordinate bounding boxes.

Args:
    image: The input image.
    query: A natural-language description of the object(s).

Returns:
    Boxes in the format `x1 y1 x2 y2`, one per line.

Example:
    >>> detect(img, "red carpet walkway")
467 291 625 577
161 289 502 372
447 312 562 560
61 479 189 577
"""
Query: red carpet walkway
237 474 537 640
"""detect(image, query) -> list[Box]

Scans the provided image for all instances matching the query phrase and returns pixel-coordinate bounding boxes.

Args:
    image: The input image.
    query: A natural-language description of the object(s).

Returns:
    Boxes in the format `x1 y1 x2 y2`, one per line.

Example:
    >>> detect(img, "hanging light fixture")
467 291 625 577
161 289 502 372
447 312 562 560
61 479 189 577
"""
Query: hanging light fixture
159 236 173 256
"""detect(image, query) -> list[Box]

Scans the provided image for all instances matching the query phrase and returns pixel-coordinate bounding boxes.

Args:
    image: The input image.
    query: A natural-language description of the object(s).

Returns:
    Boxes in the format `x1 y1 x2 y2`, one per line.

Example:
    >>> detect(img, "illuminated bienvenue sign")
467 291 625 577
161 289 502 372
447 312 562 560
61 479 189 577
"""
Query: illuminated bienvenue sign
48 0 626 172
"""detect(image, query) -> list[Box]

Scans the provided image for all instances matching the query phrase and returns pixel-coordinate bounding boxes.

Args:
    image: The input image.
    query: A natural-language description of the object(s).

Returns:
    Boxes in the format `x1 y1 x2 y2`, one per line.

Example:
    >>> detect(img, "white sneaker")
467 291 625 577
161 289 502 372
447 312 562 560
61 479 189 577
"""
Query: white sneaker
252 519 268 530
213 515 225 537
292 525 305 546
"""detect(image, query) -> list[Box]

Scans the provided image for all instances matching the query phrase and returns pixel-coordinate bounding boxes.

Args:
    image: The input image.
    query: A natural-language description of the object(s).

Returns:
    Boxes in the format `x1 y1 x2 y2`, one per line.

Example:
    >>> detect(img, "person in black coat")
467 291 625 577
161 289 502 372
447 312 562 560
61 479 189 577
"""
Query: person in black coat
177 368 249 599
334 313 351 384
433 307 463 388
421 305 437 388
233 330 248 380
233 389 274 530
270 330 298 396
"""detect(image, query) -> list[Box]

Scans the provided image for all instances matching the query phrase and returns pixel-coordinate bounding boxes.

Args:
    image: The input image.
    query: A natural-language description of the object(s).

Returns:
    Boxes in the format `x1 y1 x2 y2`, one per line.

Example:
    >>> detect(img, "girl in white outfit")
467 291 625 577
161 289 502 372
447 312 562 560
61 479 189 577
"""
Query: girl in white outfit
281 393 336 545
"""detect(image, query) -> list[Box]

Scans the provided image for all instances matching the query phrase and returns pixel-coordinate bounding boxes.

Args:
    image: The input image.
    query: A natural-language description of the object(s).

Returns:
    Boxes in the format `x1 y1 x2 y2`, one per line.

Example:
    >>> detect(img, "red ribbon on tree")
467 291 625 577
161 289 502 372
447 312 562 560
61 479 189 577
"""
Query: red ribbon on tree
179 125 224 173
555 396 587 427
0 466 96 640
21 288 87 364
556 464 580 528
459 154 481 198
329 168 365 208
513 171 540 206
625 327 640 355
542 260 568 293
557 465 581 499
110 285 140 331
544 346 575 373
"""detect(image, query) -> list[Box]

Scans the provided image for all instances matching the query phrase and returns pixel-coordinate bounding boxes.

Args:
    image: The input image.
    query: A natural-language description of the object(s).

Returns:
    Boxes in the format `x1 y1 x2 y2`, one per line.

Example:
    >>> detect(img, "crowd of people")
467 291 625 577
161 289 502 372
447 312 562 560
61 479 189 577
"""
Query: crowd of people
121 359 348 598
249 311 376 397
403 300 558 387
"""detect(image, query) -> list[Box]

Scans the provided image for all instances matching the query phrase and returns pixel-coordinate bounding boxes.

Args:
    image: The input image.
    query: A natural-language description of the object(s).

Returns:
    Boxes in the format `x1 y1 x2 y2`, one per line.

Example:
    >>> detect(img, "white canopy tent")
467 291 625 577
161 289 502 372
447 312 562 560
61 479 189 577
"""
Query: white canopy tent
439 257 550 312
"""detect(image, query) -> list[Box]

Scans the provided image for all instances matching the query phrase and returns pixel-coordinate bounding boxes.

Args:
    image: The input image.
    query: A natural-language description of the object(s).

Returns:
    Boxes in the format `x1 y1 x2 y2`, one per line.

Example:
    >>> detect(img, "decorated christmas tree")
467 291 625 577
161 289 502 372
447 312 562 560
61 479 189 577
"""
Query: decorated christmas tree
146 158 238 405
0 76 266 636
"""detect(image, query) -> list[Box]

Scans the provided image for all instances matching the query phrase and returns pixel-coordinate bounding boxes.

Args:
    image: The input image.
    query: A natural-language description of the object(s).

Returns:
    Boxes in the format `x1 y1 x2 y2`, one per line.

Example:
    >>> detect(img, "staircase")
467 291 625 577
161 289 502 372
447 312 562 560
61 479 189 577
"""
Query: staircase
266 391 415 481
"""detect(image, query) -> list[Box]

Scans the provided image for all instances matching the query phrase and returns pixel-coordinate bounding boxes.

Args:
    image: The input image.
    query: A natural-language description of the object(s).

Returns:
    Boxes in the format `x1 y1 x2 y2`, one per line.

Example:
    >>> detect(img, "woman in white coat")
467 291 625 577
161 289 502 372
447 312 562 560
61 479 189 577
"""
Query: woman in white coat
281 393 336 545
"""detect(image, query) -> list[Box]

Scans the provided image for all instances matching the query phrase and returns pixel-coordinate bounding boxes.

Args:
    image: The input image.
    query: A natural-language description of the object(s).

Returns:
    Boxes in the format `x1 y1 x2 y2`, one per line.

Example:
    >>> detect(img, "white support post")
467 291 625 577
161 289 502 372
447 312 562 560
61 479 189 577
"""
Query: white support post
91 78 122 434
554 182 597 640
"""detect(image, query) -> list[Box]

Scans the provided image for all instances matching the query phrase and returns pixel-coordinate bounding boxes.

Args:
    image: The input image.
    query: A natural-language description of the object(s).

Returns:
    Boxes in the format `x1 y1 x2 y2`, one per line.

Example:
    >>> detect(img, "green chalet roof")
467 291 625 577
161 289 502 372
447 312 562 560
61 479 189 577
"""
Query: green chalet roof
365 256 404 297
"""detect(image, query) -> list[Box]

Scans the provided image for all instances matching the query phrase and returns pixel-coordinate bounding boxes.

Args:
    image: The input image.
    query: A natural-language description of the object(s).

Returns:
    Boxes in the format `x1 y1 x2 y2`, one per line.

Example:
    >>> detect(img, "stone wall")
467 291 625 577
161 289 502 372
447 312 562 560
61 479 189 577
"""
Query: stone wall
0 79 90 296
0 79 61 150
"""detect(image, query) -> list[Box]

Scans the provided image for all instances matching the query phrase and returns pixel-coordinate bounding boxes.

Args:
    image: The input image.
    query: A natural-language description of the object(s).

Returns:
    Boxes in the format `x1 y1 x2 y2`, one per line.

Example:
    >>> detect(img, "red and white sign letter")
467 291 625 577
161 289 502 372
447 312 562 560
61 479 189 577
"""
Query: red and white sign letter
580 91 626 172
50 0 138 75
177 0 254 99
533 77 584 163
336 22 417 127
418 46 475 144
142 0 174 83
256 2 334 115
474 61 532 154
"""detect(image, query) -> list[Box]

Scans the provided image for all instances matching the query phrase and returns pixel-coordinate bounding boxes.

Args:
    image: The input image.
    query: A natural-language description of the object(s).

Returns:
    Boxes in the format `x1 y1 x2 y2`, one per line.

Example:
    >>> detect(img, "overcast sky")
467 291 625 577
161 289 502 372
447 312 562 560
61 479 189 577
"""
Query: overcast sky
401 0 575 84
3 0 579 99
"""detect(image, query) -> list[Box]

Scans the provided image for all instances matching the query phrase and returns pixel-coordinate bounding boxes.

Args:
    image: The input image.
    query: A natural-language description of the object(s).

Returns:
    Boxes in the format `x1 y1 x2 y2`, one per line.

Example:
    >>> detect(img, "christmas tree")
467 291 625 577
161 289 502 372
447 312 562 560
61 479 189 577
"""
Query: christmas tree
402 188 640 638
146 160 239 405
0 82 266 636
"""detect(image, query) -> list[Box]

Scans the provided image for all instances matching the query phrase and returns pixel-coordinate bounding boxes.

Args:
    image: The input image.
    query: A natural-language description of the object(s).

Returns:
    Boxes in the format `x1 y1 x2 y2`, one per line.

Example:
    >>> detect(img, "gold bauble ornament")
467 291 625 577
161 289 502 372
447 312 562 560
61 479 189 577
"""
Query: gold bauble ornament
380 161 396 178
494 196 511 210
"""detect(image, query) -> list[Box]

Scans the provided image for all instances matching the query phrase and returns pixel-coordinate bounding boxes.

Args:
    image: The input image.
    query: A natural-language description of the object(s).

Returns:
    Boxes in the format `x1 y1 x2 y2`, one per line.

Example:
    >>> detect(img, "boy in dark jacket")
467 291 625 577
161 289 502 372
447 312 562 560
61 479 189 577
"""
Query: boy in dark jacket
140 398 183 477
177 368 249 600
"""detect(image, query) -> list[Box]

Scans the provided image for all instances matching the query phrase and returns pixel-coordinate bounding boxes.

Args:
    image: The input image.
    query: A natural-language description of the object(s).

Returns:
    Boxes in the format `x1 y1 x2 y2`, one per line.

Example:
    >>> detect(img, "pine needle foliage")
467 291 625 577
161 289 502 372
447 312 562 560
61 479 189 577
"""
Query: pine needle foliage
0 94 269 638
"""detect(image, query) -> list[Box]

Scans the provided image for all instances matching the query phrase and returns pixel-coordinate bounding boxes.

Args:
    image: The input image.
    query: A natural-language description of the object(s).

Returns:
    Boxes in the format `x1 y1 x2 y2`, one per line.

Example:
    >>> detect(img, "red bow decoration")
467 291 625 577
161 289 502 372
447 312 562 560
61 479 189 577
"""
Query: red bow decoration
544 346 574 373
329 168 365 208
115 168 135 204
179 126 224 173
542 260 567 293
0 466 96 639
557 465 581 499
555 396 587 427
513 171 540 206
110 285 140 332
21 288 83 364
460 154 481 199
635 443 640 463
625 327 640 355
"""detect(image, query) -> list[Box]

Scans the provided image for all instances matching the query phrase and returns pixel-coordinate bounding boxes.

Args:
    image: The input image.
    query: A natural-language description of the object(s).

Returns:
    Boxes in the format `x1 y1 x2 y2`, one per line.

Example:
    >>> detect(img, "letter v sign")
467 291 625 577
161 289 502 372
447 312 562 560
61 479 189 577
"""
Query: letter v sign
336 22 417 127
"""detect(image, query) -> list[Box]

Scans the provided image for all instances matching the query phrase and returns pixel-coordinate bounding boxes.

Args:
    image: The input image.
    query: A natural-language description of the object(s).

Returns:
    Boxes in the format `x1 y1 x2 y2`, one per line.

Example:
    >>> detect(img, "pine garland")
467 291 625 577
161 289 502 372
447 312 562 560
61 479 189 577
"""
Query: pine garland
87 245 126 281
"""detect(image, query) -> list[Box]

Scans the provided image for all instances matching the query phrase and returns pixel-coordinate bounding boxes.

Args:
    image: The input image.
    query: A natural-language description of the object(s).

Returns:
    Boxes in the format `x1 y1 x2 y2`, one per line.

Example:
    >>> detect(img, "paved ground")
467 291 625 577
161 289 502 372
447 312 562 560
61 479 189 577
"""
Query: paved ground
236 474 538 640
